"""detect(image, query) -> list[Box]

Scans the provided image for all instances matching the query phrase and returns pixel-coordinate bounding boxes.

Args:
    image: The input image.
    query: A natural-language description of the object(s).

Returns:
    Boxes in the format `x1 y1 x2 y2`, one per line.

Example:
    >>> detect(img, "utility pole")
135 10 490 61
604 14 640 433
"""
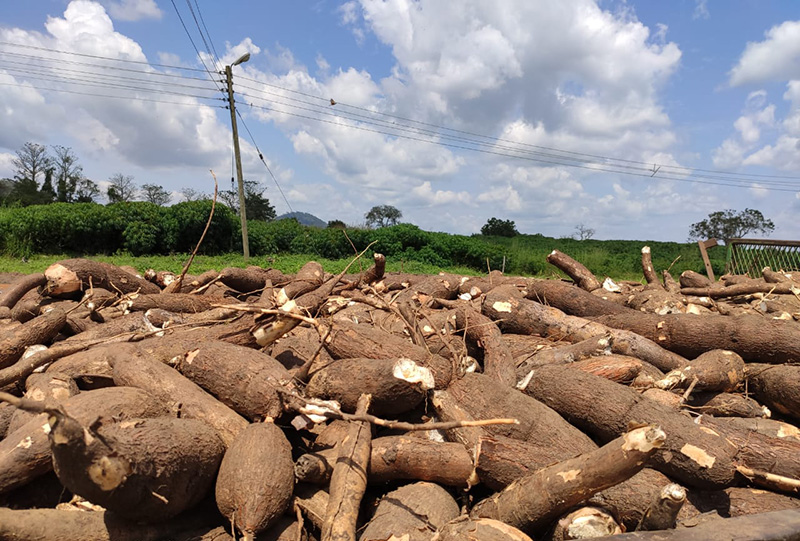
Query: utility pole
224 52 251 259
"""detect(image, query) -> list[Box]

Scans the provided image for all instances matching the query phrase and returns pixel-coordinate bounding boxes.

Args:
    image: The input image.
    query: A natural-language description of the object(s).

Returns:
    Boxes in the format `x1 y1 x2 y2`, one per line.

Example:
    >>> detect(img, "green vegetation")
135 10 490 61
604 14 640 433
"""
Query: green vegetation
481 217 519 237
483 234 726 280
0 252 480 277
0 201 237 257
688 208 775 244
0 201 727 281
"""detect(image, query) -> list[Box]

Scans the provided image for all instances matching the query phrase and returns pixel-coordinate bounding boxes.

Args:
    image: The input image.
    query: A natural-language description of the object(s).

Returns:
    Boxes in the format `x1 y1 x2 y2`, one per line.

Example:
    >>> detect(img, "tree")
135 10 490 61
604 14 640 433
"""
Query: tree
219 180 276 221
574 223 595 241
181 187 207 202
327 219 347 229
107 173 137 203
365 205 402 228
12 142 50 186
52 145 83 203
0 178 13 202
8 142 51 206
74 178 100 203
688 208 775 244
40 168 56 203
481 217 519 237
141 183 171 206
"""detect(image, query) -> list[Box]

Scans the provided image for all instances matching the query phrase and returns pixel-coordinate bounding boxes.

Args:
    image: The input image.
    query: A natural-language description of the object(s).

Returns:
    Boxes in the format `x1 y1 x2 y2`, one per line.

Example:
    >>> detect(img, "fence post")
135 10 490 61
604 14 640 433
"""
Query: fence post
698 238 718 282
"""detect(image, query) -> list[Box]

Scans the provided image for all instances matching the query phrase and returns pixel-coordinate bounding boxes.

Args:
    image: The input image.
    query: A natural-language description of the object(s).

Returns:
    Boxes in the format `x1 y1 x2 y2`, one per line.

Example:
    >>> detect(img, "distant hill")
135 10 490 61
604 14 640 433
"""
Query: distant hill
276 211 327 228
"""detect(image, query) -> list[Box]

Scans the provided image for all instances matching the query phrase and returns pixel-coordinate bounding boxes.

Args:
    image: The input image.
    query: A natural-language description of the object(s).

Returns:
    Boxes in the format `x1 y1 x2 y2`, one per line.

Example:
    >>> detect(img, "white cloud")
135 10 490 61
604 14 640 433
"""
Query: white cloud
410 181 471 206
729 20 800 86
714 84 800 171
99 0 162 21
733 103 775 143
693 0 710 20
749 183 769 198
1 0 711 240
0 1 232 175
0 152 15 178
242 0 687 235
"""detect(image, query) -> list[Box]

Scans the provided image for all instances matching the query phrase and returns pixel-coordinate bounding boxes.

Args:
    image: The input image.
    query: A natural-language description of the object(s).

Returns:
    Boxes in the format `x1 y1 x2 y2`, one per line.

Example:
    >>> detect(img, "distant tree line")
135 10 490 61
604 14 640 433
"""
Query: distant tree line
0 141 277 221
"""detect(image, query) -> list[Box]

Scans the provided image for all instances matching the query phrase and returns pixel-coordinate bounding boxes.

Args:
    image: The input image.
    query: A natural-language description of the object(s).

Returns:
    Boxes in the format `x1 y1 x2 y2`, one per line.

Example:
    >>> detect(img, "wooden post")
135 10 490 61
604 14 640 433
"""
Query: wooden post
697 238 717 282
225 63 250 260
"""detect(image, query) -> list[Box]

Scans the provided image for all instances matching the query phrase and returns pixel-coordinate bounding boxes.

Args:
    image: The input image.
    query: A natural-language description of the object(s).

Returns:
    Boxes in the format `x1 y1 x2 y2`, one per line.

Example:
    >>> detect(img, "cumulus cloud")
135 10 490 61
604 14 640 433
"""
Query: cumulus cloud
99 0 162 21
237 0 691 235
0 1 234 180
1 0 704 239
729 20 800 86
714 84 800 171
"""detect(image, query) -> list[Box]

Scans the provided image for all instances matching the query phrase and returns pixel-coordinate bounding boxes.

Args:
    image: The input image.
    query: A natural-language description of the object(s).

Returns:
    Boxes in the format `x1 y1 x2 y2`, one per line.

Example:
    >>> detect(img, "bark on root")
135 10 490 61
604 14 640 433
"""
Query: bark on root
471 425 666 534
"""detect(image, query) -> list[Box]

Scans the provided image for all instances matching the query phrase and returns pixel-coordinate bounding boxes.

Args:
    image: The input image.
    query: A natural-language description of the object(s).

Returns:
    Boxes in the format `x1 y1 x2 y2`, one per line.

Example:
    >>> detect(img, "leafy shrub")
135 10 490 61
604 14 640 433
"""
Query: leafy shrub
123 221 160 255
247 220 278 256
166 200 237 254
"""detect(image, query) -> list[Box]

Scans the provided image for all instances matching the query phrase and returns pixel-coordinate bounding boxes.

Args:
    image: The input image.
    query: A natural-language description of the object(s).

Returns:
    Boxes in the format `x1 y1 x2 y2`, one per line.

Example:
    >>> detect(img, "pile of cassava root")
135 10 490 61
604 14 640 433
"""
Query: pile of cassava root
0 247 799 541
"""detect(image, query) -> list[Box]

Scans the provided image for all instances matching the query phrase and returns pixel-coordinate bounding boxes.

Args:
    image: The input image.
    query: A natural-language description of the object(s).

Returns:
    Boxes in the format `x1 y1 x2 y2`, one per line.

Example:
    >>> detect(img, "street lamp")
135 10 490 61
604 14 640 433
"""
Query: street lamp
232 52 250 66
225 52 250 258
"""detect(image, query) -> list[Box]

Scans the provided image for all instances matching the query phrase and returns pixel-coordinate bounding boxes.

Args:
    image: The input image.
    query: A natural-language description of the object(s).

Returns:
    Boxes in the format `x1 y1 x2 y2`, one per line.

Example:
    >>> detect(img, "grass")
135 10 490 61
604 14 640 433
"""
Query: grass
0 253 482 277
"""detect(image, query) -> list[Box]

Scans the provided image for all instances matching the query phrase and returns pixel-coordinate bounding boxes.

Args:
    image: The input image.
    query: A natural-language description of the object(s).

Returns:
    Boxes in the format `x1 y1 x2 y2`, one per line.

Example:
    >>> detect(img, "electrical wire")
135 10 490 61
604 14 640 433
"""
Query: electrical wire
0 81 224 108
0 40 208 72
0 59 221 94
0 49 216 82
169 0 226 95
185 0 217 71
242 100 800 193
234 73 800 182
193 0 222 64
236 108 294 213
0 67 223 102
238 89 800 189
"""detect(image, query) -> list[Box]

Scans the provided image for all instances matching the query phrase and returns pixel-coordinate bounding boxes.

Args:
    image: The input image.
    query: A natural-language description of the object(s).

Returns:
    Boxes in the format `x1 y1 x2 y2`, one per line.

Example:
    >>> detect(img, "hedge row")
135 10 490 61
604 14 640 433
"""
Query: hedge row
246 220 506 270
0 203 723 277
0 201 237 256
0 204 505 271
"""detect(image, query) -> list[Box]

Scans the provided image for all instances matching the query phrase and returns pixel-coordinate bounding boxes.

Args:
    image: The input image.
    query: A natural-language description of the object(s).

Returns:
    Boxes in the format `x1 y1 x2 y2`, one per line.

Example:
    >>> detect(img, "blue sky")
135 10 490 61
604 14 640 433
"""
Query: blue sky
1 0 799 242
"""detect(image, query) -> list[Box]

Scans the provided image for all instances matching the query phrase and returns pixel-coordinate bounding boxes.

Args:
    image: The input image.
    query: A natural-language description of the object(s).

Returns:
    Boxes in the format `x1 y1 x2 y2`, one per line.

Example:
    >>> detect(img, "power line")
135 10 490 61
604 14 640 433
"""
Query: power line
0 81 225 108
238 89 800 189
0 59 221 94
169 0 225 94
234 73 800 182
235 108 294 213
237 85 658 179
0 66 223 101
0 49 215 82
0 40 208 72
242 100 800 193
192 0 222 65
184 0 217 70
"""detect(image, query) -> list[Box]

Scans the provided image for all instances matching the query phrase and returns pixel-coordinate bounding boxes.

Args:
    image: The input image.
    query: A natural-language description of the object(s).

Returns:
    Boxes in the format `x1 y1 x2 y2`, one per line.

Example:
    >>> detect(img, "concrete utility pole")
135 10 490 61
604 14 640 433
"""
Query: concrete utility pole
224 52 251 259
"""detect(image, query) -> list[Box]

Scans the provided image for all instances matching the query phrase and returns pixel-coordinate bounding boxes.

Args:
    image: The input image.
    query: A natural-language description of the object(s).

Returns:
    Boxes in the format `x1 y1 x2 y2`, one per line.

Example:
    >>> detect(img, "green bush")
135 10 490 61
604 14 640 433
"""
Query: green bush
247 220 278 256
123 221 160 255
166 200 237 254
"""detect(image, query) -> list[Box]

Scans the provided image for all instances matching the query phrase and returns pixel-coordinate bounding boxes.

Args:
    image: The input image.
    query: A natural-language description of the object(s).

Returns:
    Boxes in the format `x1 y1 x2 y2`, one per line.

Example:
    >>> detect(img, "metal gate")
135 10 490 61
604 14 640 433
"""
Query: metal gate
725 238 800 276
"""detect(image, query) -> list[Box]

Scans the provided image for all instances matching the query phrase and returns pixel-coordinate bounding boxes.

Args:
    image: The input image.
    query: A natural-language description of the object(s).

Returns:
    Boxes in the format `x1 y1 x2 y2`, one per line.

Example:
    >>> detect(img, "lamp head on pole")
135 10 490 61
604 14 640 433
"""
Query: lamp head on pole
232 52 250 66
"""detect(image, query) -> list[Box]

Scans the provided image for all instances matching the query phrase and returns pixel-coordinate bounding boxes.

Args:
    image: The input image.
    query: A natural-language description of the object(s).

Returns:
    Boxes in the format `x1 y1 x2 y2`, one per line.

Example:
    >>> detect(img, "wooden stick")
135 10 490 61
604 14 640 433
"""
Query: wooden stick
164 172 218 294
737 466 800 494
281 390 518 432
